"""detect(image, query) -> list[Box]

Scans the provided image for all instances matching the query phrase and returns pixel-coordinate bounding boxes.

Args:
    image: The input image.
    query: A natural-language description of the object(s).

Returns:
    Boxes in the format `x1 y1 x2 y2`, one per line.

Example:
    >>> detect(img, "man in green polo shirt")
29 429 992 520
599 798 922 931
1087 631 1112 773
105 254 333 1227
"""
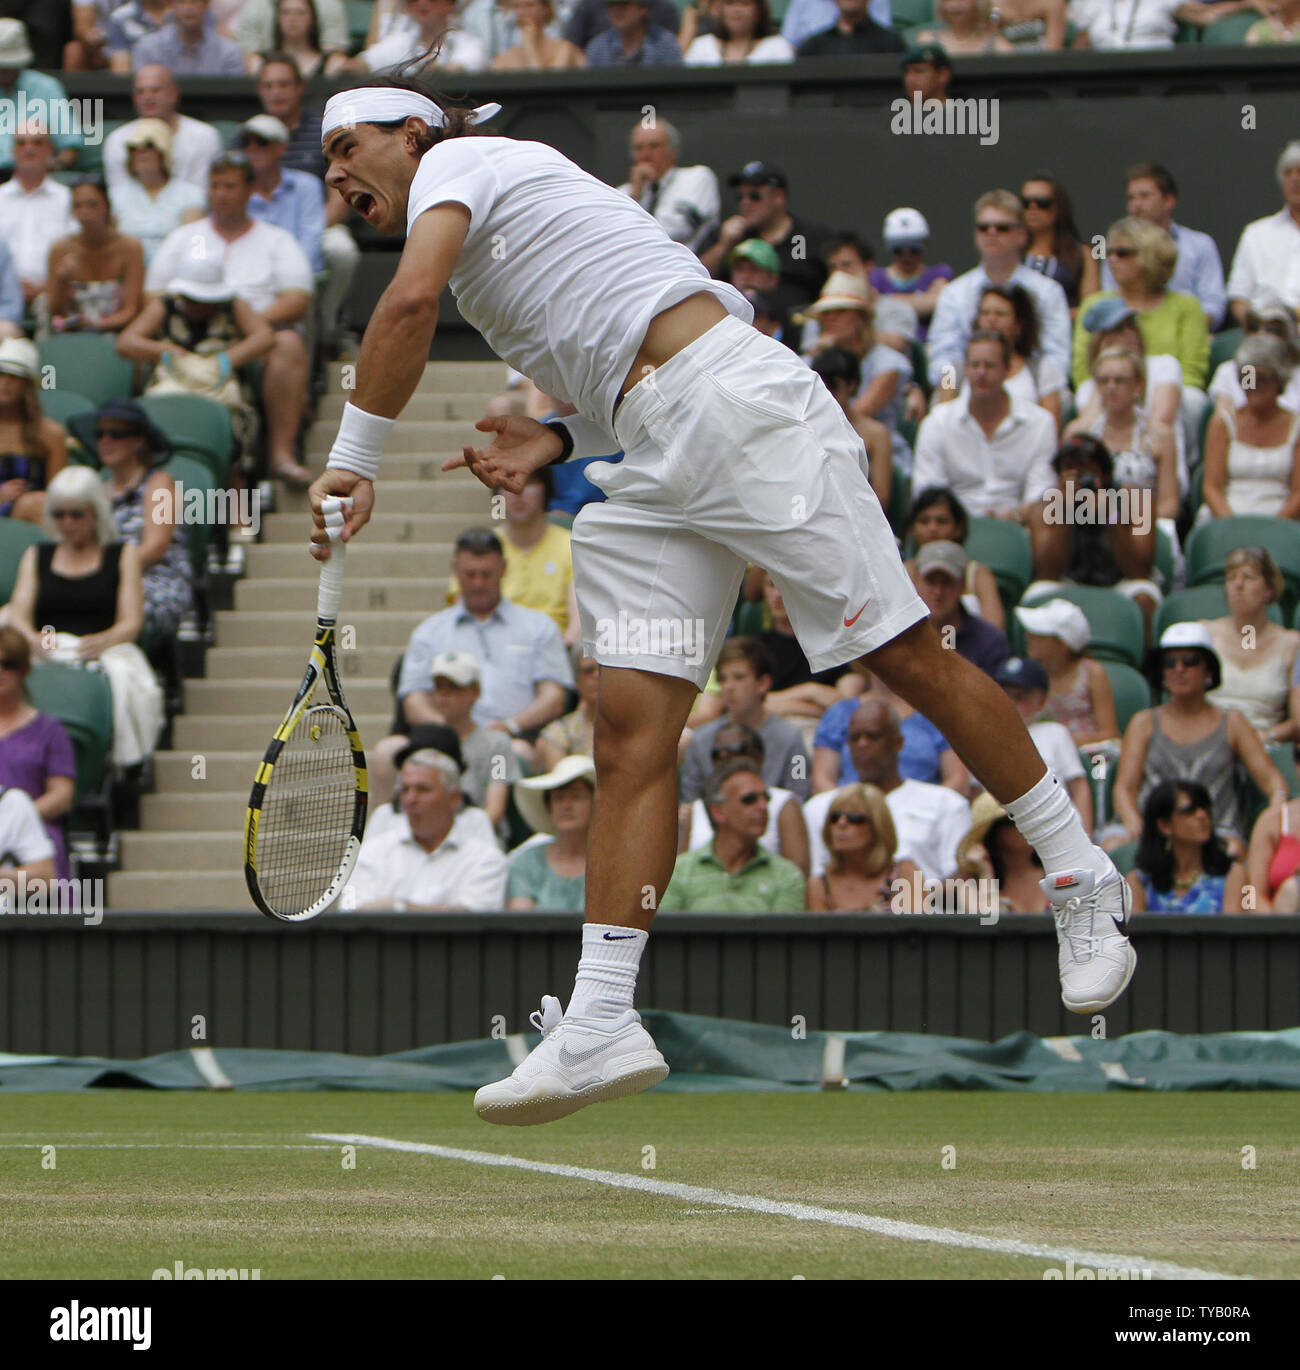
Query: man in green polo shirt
660 759 806 912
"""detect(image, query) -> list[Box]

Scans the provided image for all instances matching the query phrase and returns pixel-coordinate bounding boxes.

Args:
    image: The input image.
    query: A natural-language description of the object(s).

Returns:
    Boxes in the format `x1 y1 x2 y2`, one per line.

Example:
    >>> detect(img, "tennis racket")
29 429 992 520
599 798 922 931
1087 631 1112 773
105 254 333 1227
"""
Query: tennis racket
244 496 368 922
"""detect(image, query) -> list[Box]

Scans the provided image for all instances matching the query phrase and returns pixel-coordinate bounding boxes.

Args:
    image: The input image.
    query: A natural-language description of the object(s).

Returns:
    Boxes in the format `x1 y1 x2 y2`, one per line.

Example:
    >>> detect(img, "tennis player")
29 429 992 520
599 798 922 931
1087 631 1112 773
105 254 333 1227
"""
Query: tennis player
310 75 1136 1126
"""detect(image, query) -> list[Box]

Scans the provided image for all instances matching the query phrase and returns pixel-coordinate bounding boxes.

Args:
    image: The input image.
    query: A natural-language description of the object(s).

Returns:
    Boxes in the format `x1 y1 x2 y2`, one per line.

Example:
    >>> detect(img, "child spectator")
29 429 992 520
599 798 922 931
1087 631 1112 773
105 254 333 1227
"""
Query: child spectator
1015 598 1119 746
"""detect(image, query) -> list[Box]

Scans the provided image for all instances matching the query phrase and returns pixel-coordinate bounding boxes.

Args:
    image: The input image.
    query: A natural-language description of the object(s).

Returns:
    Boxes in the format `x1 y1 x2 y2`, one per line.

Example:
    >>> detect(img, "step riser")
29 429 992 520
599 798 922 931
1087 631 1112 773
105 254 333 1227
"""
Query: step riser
247 545 456 578
107 872 253 910
142 794 266 830
234 580 450 612
206 647 406 677
324 361 507 389
274 482 491 516
186 680 395 713
173 715 391 749
318 394 503 422
154 753 262 790
259 512 482 543
215 610 430 648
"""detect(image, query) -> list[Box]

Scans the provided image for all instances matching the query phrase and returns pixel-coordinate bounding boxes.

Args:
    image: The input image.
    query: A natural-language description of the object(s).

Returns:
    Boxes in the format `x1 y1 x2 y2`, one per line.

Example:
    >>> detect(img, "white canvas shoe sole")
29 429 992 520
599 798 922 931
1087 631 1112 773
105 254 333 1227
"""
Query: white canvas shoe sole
1061 942 1138 1015
475 1051 669 1126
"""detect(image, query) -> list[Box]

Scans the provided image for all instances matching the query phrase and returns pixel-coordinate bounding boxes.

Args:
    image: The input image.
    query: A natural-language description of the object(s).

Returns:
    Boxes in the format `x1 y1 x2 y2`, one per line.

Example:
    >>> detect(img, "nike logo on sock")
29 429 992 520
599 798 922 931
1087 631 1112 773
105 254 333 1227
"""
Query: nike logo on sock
603 932 636 940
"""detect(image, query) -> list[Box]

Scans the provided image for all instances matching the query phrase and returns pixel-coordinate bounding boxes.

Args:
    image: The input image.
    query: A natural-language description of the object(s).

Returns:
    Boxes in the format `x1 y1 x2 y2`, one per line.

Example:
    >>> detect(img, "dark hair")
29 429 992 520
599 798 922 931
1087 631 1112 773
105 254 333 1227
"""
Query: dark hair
823 232 874 269
454 527 504 558
1126 161 1177 200
346 74 485 147
1052 434 1114 484
966 328 1011 366
717 635 774 682
711 721 766 763
906 486 969 543
985 816 1042 885
524 462 553 505
70 173 109 200
811 345 861 393
273 0 321 53
259 49 306 82
978 282 1040 360
716 0 776 41
1021 170 1086 258
1135 779 1231 894
210 151 255 183
704 757 766 828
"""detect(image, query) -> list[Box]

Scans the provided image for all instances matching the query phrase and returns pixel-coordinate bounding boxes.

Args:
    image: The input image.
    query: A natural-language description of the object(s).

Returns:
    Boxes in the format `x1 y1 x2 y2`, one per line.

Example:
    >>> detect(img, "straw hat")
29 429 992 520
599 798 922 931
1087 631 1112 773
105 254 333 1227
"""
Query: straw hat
514 754 596 838
802 270 872 318
955 792 1009 877
0 337 38 382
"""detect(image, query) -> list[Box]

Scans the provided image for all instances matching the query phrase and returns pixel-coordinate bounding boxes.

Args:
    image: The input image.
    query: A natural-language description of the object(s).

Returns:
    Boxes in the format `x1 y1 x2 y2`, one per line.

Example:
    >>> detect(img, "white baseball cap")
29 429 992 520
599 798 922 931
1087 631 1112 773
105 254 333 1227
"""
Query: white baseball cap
430 651 480 687
1015 599 1091 654
883 207 930 246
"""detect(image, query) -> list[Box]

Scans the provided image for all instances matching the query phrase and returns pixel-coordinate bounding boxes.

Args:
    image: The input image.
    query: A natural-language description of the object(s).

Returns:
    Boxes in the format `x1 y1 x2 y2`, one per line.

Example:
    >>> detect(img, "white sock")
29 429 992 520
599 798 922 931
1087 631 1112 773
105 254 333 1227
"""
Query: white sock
566 923 648 1021
1003 770 1109 881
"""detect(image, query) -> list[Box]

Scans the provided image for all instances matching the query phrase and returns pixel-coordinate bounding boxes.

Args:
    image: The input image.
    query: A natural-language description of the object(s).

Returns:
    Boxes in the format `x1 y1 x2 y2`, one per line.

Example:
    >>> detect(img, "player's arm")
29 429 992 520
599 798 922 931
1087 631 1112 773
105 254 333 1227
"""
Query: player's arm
309 204 470 557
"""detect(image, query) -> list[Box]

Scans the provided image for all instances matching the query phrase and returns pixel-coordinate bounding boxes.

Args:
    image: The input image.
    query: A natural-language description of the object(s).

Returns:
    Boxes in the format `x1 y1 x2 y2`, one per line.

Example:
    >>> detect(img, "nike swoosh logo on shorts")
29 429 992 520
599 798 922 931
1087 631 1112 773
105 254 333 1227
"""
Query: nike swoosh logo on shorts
844 601 869 627
557 1040 615 1067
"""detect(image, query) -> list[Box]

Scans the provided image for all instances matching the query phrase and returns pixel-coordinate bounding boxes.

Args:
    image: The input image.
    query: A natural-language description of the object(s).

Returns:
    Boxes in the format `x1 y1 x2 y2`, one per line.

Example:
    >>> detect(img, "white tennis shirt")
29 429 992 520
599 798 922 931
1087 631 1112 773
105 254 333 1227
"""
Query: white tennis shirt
406 136 751 430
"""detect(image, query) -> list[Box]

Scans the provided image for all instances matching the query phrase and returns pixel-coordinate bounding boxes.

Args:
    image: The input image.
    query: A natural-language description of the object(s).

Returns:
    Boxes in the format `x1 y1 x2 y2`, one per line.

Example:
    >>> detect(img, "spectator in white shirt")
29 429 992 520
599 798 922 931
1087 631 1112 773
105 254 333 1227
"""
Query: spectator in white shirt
912 330 1057 520
684 0 794 63
804 698 971 881
344 748 508 909
353 0 488 72
926 188 1071 393
103 64 222 197
1209 291 1300 416
109 118 206 265
0 785 56 886
145 153 316 486
1226 140 1300 324
0 123 75 309
618 118 720 252
1068 0 1249 49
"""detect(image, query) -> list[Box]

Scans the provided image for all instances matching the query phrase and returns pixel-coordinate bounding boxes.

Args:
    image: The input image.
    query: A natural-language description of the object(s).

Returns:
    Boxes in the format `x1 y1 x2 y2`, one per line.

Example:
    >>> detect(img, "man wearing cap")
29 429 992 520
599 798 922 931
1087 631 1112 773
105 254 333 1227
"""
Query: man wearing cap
584 0 682 65
619 119 719 252
925 189 1071 395
796 0 904 55
0 20 80 175
1226 140 1300 323
869 207 951 342
699 162 829 314
804 698 971 883
1102 162 1225 333
915 539 1012 678
0 123 74 307
900 41 951 106
912 330 1057 519
146 154 316 485
660 759 806 912
132 0 245 73
344 748 508 910
241 115 326 275
103 65 222 196
994 656 1092 833
781 0 892 46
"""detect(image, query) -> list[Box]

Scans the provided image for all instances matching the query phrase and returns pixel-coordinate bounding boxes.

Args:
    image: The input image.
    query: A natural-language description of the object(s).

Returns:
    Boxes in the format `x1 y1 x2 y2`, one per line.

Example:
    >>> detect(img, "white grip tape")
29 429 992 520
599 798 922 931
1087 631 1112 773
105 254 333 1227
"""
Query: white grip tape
317 496 351 622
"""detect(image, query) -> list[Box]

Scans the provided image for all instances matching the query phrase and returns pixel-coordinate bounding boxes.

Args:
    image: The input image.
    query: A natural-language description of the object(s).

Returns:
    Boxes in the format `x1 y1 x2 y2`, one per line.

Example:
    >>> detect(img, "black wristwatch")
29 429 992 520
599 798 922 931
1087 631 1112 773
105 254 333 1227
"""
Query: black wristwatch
542 419 574 464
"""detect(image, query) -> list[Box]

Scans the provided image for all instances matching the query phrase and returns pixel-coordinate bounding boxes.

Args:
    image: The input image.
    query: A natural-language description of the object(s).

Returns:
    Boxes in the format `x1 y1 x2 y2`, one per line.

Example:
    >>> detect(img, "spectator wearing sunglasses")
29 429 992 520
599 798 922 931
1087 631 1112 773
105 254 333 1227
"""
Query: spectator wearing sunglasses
660 758 807 911
868 208 951 343
1208 291 1300 417
926 190 1071 395
680 721 810 874
1019 173 1098 312
1128 780 1248 913
1112 622 1285 856
806 781 921 911
239 115 325 275
0 625 75 880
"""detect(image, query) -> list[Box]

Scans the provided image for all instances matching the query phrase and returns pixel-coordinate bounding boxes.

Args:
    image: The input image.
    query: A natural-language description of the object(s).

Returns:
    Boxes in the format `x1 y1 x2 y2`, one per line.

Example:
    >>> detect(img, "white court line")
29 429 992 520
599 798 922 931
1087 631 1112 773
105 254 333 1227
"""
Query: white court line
313 1132 1245 1282
0 1143 335 1150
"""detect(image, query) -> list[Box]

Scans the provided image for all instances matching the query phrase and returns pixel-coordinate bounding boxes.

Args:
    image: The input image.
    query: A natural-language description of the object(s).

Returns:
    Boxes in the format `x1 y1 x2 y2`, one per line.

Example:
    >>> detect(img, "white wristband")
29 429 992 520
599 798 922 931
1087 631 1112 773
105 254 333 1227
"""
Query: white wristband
326 402 394 482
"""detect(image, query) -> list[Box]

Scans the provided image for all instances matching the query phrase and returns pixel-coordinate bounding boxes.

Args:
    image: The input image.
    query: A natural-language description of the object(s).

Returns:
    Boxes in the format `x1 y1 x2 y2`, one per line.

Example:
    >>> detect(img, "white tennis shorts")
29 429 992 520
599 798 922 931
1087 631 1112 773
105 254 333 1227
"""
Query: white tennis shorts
572 314 928 688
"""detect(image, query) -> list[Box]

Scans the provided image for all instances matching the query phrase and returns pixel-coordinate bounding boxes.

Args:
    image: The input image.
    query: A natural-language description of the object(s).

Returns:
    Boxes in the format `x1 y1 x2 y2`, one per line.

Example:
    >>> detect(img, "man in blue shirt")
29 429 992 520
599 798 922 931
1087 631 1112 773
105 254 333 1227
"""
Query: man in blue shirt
1101 161 1227 332
585 0 681 65
782 0 892 46
241 114 326 274
0 20 81 173
0 237 23 338
132 0 246 74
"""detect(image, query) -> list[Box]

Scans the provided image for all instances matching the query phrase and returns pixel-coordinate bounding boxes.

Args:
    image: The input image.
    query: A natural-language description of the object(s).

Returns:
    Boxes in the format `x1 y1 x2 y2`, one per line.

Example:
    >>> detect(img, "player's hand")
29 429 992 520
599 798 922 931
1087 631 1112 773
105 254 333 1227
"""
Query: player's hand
444 415 564 494
309 469 373 560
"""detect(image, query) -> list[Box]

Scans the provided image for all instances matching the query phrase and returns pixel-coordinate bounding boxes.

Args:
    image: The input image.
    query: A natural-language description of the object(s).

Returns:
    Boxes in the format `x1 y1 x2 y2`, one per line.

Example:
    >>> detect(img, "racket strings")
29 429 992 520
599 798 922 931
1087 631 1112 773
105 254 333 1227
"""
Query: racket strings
257 705 357 916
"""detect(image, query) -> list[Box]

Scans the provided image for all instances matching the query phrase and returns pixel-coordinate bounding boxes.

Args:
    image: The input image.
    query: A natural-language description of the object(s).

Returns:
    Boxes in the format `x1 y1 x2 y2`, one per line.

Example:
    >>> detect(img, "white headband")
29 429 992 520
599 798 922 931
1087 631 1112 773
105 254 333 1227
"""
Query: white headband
321 89 501 143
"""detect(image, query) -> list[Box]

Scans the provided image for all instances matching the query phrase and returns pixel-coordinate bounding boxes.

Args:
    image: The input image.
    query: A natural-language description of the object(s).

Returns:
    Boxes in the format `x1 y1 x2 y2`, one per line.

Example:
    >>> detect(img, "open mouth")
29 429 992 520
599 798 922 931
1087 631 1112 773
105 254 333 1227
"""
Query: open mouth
349 191 376 220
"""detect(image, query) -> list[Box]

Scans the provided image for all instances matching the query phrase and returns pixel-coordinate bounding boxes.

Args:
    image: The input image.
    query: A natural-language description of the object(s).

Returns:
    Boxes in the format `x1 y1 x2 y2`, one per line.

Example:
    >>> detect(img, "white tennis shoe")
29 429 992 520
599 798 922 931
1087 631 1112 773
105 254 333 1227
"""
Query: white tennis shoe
1041 851 1137 1013
474 994 670 1126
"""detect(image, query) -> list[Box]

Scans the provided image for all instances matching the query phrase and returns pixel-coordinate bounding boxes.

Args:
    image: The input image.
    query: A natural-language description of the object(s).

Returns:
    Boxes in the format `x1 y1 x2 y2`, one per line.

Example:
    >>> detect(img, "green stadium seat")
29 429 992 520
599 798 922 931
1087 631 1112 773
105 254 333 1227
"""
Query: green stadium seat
1208 326 1243 376
1185 516 1300 616
908 337 929 401
345 0 373 52
36 335 134 407
27 661 113 800
1020 584 1146 669
733 599 767 637
1101 660 1152 735
136 394 234 482
1267 742 1300 799
1173 20 1202 42
1201 12 1256 43
1156 583 1282 641
1239 742 1300 834
0 519 47 603
892 0 936 31
40 389 97 430
886 463 910 538
164 451 219 584
1108 839 1138 874
212 120 244 150
1154 524 1175 593
966 516 1033 617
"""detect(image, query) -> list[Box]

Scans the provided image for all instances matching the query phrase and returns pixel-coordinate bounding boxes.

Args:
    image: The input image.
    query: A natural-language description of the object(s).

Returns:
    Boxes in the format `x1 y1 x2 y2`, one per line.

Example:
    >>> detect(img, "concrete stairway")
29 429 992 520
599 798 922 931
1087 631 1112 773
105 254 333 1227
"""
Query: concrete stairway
107 361 508 910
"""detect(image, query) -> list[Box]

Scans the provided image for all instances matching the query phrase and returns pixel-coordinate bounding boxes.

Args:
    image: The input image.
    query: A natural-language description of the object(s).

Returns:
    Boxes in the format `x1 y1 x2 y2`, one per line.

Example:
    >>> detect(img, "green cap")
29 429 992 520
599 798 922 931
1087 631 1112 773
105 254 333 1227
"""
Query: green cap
729 238 781 274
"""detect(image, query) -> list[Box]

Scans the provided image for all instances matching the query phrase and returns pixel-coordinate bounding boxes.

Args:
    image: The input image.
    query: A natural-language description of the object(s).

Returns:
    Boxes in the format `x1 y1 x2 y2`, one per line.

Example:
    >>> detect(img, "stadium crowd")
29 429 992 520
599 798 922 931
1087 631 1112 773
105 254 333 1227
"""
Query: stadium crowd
0 4 1296 913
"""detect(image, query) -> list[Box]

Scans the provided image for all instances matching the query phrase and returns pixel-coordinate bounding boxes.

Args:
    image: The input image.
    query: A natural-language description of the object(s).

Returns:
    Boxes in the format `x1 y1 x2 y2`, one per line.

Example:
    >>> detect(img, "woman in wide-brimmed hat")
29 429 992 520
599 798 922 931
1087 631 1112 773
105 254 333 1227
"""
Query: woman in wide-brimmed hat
955 790 1048 912
1112 621 1286 857
0 337 68 524
507 754 595 912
